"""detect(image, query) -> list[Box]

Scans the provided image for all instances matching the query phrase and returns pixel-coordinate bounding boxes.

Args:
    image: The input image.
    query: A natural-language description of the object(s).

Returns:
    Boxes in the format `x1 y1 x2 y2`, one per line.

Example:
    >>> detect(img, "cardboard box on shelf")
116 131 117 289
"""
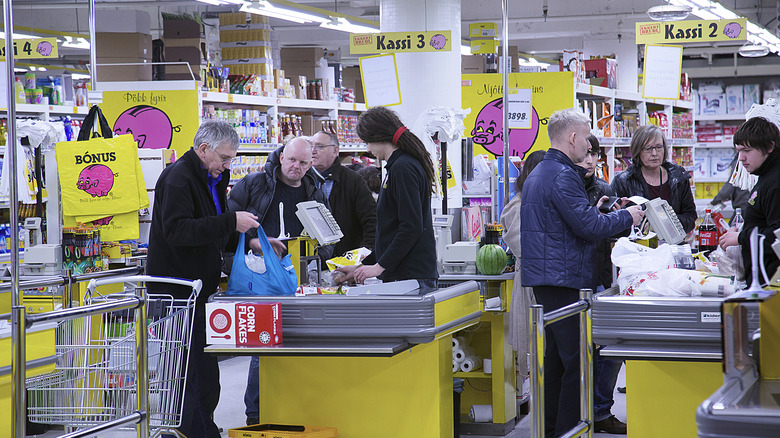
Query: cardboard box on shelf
300 114 315 135
96 33 152 59
165 64 203 80
164 37 206 48
700 93 726 115
725 85 743 114
281 47 323 64
462 55 485 74
165 46 203 65
96 10 151 34
163 19 202 39
96 58 152 82
584 58 617 89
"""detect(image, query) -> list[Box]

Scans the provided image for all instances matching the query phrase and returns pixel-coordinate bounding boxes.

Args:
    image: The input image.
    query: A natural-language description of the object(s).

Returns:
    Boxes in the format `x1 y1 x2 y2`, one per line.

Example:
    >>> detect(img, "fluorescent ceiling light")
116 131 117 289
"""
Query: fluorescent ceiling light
320 16 379 33
0 31 39 39
647 4 691 21
62 36 90 50
519 57 550 68
738 43 769 57
240 1 326 24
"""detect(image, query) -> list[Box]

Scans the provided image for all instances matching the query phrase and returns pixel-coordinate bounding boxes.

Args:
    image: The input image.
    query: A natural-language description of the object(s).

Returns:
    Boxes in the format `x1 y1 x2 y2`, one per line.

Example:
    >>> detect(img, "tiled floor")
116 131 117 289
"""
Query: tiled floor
26 355 627 437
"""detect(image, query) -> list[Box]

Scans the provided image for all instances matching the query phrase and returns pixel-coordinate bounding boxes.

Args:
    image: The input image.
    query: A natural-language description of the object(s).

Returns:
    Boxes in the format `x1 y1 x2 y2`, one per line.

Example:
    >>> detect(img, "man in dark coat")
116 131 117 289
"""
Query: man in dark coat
147 120 259 438
520 108 643 437
310 130 377 257
227 137 332 425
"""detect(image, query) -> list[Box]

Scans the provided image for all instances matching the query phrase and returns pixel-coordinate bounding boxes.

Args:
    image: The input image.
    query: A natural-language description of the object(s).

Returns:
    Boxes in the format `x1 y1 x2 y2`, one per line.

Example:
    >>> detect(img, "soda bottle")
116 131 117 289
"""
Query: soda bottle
732 208 744 232
698 209 718 254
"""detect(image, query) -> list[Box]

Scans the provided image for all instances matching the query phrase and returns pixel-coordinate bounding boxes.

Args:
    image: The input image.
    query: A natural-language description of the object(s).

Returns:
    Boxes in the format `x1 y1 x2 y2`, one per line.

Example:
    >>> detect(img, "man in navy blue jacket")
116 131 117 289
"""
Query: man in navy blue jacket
520 108 644 437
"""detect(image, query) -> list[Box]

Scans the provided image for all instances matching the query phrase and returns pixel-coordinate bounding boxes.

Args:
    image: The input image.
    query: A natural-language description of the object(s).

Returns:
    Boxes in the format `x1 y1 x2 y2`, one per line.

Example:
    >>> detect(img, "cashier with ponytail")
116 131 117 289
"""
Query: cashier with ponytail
337 106 439 294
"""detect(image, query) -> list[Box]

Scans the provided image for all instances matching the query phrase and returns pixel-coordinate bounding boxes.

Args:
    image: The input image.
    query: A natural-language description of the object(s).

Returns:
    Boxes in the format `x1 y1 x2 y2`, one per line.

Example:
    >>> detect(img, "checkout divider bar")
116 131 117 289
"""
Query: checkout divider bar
11 273 151 438
530 288 594 438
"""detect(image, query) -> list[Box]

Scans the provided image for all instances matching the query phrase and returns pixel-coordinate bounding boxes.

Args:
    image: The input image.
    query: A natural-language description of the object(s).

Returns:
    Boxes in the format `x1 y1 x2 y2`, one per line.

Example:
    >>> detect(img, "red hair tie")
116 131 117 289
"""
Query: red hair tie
392 126 407 145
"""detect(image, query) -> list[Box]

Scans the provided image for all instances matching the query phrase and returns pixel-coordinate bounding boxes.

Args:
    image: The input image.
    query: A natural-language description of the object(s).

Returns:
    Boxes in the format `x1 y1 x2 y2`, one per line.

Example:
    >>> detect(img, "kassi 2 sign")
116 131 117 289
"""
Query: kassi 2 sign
635 18 747 44
350 31 451 54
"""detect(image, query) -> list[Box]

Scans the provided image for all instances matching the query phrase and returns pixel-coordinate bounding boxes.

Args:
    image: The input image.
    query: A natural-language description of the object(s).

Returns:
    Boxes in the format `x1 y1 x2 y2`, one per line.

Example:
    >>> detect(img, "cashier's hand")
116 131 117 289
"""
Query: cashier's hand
235 211 259 233
352 264 385 284
719 228 740 249
334 264 359 282
626 205 645 225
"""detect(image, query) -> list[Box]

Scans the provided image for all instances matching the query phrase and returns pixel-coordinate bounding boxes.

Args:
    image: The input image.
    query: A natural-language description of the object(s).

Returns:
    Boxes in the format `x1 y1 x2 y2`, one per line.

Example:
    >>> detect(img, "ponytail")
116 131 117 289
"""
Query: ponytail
357 106 437 195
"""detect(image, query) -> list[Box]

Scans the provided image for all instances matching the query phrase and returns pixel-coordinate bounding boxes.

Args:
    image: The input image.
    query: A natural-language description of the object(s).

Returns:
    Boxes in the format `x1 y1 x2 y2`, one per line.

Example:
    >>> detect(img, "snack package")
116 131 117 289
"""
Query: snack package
325 247 372 271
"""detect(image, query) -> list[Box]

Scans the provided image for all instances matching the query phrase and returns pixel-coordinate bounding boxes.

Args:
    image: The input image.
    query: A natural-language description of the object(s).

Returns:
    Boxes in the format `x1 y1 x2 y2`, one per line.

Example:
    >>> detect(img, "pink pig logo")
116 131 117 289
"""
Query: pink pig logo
114 105 181 149
430 34 447 50
77 164 115 197
470 98 543 158
36 41 53 56
723 22 742 39
91 216 113 226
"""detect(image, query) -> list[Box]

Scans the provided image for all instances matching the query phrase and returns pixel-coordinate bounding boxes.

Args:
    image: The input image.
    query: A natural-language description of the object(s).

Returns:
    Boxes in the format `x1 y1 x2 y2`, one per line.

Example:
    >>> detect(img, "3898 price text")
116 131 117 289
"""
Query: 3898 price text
507 112 528 121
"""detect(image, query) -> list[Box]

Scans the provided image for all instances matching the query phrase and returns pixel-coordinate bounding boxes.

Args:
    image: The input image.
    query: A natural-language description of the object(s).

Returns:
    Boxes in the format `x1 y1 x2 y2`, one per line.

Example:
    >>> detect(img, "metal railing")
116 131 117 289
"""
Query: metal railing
8 267 148 438
530 288 594 438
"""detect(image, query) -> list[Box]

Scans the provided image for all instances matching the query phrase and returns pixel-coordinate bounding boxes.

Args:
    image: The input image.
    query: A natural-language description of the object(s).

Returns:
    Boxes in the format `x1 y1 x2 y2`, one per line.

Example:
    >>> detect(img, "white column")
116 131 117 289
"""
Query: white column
381 0 462 210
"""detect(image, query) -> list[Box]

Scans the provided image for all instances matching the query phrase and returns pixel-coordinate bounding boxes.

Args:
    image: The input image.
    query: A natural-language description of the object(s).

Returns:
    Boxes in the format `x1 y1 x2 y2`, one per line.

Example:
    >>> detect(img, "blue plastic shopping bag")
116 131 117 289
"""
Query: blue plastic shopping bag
225 230 298 296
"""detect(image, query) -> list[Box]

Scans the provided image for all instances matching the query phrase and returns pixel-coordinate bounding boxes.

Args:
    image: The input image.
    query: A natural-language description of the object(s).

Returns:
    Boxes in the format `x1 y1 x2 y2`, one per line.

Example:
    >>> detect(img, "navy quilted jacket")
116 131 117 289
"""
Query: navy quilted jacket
520 148 633 289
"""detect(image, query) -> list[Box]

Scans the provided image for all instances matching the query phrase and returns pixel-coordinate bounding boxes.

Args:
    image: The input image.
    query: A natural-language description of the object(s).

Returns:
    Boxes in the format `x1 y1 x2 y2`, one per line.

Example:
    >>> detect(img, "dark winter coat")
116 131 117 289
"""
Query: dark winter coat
584 174 617 290
520 148 633 289
317 160 377 257
146 149 238 305
738 153 780 285
611 161 697 233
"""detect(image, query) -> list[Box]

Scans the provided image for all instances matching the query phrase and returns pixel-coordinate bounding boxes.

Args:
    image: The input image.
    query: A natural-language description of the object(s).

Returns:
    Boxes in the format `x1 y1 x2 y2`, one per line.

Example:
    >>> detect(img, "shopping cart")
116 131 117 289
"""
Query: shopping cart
26 275 201 437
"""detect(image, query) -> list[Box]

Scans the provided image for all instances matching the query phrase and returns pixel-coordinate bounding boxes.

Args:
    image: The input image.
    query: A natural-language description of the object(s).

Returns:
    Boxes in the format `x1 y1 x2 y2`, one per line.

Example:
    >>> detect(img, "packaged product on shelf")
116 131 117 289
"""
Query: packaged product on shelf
743 84 760 112
692 149 710 180
725 85 744 114
709 148 735 180
700 93 726 115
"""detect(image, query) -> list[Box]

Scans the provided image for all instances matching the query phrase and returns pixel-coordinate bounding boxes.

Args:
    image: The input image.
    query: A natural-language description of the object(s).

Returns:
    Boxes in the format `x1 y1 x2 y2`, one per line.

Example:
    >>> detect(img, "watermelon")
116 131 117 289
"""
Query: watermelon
476 244 507 275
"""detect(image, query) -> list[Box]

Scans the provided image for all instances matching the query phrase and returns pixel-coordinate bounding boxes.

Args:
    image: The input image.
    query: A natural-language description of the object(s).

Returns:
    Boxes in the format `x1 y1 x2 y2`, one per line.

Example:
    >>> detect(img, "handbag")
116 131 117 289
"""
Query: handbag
225 230 298 296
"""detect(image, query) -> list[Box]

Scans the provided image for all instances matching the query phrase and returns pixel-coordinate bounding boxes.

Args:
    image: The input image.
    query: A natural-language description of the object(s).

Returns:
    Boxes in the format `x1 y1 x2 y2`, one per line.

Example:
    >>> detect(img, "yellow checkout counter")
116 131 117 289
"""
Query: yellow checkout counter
207 280 488 438
592 285 779 438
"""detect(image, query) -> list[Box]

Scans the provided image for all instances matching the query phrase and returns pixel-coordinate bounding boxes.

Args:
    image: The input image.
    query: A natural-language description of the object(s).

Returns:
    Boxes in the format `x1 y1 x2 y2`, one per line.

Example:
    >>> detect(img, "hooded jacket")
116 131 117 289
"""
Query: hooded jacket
611 161 697 233
738 153 780 285
520 148 633 289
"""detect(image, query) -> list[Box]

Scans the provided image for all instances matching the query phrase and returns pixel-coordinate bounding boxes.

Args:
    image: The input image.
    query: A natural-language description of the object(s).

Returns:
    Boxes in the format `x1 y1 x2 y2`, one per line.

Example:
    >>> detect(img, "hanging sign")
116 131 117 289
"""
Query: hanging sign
642 44 683 100
507 89 532 129
359 53 402 107
635 18 747 44
0 38 58 60
350 30 451 54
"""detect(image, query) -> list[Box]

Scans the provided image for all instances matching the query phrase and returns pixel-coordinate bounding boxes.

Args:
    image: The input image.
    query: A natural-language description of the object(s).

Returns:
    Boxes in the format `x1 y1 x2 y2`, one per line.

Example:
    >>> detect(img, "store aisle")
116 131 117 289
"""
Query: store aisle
26 356 626 437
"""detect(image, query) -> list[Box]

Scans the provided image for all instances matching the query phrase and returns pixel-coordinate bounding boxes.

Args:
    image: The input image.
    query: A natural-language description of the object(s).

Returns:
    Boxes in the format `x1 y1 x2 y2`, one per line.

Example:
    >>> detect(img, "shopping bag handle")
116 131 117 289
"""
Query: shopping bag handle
78 105 114 141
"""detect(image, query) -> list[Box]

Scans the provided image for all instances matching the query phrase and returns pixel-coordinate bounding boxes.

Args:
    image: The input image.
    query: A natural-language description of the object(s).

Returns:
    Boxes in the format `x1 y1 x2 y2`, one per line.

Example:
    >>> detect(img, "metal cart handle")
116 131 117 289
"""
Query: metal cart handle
86 275 203 297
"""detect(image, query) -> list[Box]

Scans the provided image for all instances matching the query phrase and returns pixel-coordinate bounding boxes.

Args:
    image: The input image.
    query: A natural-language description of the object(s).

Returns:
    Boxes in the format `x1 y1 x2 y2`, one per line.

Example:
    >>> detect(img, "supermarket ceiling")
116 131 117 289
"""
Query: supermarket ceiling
6 0 780 66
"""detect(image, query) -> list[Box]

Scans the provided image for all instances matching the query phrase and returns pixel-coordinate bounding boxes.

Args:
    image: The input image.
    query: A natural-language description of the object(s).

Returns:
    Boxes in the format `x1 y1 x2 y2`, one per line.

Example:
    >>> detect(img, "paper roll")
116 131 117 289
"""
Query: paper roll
460 355 482 372
452 336 468 350
453 346 475 362
469 404 492 423
483 358 492 374
453 360 461 373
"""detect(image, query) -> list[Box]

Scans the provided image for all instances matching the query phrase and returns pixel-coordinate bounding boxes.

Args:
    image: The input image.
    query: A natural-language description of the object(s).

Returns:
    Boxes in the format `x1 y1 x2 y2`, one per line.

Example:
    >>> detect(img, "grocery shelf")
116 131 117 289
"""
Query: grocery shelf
201 91 364 113
697 114 746 121
697 142 735 149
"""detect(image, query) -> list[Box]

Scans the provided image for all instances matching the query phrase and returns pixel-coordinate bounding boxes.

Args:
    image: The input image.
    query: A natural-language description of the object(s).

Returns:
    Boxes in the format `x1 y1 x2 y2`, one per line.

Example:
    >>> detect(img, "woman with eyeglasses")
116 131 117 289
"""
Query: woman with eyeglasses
611 124 697 233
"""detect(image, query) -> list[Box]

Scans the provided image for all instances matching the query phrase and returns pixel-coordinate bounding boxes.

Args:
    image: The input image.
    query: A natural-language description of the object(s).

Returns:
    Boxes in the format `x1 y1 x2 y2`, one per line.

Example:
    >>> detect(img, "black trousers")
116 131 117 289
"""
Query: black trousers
177 303 221 438
533 286 581 438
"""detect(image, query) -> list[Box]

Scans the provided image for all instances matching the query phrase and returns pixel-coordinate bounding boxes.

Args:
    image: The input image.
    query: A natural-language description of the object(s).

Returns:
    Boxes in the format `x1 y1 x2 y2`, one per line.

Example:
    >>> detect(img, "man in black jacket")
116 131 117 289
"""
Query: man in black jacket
147 120 259 438
227 137 332 426
310 130 376 257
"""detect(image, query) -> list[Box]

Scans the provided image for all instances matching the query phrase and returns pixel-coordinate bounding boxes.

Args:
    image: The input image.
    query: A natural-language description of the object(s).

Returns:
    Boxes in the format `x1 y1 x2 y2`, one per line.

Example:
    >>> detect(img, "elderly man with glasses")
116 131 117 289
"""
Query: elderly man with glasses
310 130 377 258
611 124 697 234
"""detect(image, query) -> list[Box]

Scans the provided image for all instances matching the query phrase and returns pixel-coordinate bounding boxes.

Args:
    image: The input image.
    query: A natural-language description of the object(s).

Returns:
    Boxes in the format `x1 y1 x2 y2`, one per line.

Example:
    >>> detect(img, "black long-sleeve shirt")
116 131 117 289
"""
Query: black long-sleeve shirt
366 149 438 282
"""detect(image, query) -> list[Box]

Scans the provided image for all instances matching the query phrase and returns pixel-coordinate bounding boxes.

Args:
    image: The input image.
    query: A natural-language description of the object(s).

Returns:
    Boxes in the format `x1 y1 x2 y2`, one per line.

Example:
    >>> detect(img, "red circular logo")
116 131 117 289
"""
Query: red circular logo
209 309 231 333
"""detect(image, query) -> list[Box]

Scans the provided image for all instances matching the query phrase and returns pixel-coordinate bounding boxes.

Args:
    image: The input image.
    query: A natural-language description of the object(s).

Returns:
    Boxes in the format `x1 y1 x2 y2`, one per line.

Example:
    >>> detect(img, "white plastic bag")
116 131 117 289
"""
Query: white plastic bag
620 269 736 297
611 237 675 277
707 246 745 280
244 251 266 274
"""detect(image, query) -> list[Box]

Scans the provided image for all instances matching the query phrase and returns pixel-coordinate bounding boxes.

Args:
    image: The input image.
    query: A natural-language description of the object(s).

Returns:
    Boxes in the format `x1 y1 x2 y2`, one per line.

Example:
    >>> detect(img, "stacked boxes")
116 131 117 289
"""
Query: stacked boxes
219 13 274 79
94 10 153 82
163 18 205 80
584 58 618 89
697 122 723 143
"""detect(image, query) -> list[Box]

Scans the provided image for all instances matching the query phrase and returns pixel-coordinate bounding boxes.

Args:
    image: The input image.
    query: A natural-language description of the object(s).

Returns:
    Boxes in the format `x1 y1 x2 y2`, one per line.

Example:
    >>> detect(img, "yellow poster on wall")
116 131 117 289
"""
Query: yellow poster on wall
462 72 575 159
99 89 199 159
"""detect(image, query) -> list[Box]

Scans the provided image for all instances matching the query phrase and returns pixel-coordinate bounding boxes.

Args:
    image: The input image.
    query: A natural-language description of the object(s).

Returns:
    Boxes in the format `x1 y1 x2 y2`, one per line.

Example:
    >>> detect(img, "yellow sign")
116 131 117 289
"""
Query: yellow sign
99 89 199 159
350 31 451 54
0 38 58 60
462 72 575 159
635 18 747 44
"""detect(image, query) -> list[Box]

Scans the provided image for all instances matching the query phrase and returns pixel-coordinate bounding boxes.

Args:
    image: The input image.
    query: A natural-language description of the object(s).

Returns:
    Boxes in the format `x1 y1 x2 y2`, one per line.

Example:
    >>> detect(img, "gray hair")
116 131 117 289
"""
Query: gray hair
547 108 590 144
193 119 240 151
629 124 667 168
283 136 313 152
314 130 339 147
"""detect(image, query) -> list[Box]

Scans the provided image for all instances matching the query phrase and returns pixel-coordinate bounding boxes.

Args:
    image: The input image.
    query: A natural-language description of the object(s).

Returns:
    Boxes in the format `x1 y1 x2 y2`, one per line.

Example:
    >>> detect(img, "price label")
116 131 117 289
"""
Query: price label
507 88 532 129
